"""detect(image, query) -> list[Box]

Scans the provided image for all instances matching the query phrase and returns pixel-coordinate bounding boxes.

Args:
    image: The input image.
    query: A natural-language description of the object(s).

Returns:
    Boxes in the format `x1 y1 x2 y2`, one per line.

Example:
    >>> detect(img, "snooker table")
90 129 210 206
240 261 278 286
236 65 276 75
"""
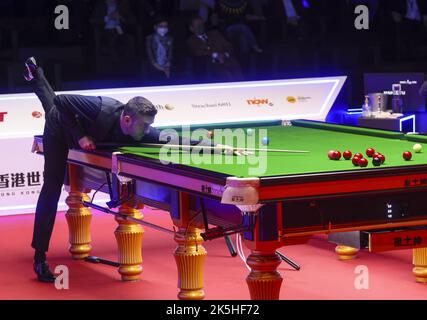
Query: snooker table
32 120 427 300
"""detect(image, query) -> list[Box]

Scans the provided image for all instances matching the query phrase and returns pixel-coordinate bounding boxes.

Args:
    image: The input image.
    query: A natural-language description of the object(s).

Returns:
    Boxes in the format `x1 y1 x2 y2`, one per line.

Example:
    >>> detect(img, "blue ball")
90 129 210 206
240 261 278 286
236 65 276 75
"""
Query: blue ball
261 137 270 146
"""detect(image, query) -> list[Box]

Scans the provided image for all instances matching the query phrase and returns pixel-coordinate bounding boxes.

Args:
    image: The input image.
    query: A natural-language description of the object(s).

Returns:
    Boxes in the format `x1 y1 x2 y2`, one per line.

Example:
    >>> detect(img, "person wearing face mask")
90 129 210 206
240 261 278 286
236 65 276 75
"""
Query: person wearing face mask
146 17 174 83
187 15 243 82
23 57 243 283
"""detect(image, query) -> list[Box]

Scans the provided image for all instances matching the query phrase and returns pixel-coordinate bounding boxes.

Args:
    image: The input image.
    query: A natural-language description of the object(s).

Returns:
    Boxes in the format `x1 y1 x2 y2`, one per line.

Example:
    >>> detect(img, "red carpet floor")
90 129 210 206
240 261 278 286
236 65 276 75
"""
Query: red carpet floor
0 208 426 300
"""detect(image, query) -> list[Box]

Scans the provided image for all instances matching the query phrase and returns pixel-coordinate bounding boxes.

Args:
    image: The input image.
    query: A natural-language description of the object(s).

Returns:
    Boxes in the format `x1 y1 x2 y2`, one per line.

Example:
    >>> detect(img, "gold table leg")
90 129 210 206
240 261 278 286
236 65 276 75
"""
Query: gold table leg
335 245 359 261
246 251 283 300
174 227 206 300
413 248 427 283
65 191 92 259
114 204 144 281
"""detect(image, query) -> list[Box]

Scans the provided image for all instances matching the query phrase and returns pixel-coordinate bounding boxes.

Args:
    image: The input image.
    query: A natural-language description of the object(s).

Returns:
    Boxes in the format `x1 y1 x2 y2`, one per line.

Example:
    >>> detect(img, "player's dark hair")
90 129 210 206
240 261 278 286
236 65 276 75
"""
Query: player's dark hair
124 96 157 117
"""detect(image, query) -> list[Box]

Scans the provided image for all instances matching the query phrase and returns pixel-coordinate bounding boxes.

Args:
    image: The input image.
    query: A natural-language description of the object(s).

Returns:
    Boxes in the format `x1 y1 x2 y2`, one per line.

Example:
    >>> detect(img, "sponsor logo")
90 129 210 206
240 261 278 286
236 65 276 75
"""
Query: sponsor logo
384 90 406 96
246 99 273 106
297 96 312 103
285 96 312 104
0 171 43 189
0 112 7 122
400 79 417 85
191 102 232 108
286 96 296 103
201 184 224 196
0 171 43 199
32 111 43 118
155 104 175 111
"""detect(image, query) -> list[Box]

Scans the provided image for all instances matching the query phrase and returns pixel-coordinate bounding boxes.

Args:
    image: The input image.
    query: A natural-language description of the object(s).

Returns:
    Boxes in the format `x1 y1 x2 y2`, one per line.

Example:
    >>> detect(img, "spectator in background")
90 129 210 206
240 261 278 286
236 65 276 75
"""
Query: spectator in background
91 0 137 64
385 0 427 58
187 15 243 81
266 0 313 42
388 0 427 33
178 0 216 27
199 0 216 22
215 0 263 55
146 17 174 83
147 0 180 19
179 0 217 30
179 0 204 17
130 0 156 36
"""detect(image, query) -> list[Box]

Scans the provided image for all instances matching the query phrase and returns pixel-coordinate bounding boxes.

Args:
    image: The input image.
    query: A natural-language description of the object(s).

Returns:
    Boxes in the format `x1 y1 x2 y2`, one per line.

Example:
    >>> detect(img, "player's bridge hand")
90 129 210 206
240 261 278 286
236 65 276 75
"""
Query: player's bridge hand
78 136 96 150
217 144 253 156
234 148 254 156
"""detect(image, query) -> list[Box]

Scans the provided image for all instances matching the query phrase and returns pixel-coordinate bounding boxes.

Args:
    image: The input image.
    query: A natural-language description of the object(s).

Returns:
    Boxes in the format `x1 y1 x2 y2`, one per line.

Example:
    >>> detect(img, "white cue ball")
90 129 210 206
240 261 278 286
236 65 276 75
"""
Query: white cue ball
413 144 423 153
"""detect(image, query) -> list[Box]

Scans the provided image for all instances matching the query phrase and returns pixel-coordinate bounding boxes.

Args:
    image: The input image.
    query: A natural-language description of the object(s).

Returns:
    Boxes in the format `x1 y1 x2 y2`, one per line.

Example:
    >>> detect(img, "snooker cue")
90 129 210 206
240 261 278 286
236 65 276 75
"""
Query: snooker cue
83 201 174 235
276 251 301 270
140 143 310 154
85 256 120 267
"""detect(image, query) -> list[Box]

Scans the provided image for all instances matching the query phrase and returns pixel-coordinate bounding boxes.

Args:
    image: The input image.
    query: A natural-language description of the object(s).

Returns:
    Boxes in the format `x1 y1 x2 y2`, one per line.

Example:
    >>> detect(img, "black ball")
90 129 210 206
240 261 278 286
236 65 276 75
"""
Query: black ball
372 157 381 166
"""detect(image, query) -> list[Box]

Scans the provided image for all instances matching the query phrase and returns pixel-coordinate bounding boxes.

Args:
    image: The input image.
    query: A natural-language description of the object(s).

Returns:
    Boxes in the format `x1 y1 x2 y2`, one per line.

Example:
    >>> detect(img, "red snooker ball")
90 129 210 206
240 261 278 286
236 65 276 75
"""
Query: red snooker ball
332 151 341 160
366 148 375 157
403 151 412 161
352 156 361 166
354 153 363 159
343 150 352 160
377 154 385 164
358 158 369 167
328 150 335 160
372 152 381 158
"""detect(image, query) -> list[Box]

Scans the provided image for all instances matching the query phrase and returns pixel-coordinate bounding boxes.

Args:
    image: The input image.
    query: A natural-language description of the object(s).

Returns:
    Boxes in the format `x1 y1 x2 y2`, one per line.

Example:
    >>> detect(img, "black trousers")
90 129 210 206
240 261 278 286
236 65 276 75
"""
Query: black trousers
31 68 69 253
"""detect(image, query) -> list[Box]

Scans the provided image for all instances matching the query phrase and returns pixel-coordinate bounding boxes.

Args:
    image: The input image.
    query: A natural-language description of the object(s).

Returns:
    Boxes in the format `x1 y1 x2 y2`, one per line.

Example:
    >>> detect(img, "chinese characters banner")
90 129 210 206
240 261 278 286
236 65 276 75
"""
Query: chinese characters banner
0 137 68 216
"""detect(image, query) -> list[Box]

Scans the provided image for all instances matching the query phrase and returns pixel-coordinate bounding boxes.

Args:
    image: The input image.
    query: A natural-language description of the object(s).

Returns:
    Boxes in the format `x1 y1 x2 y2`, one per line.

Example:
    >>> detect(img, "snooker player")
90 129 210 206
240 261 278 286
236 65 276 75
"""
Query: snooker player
24 57 242 283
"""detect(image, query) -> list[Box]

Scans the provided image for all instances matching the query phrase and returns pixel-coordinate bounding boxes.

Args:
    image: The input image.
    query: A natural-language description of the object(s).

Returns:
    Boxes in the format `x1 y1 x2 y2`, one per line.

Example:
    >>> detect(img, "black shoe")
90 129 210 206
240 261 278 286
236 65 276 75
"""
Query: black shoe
24 57 38 82
33 260 56 283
